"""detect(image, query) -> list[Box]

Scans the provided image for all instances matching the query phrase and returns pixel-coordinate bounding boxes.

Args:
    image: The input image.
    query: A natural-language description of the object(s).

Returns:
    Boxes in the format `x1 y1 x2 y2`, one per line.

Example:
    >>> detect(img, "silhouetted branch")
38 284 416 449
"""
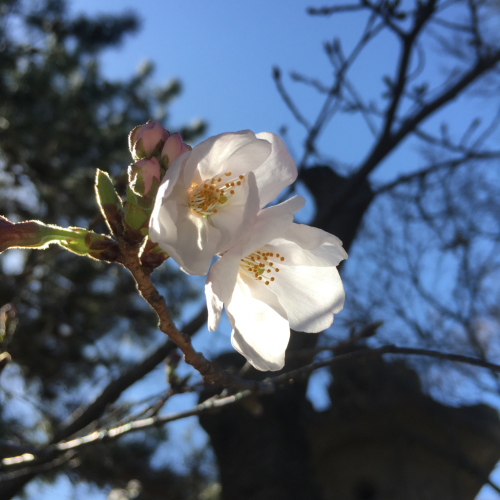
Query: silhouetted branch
307 4 365 17
374 151 500 195
53 305 208 442
3 344 500 477
273 67 311 130
317 48 500 226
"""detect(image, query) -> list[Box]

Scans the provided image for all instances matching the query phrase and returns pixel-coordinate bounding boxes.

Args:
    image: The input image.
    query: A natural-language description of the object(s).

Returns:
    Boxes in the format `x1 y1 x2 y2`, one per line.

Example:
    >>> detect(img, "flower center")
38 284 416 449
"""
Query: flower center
239 249 285 286
189 171 246 217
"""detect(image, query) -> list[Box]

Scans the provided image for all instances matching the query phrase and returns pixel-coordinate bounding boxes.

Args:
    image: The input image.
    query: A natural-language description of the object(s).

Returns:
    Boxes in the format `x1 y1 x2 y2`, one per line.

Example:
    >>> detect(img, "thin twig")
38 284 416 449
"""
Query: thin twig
117 236 259 389
3 344 500 472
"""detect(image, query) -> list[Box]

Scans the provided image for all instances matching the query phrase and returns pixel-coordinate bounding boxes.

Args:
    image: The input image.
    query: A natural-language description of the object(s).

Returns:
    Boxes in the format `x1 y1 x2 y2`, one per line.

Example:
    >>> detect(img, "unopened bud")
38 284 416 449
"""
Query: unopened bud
128 157 161 197
160 132 190 170
129 121 170 160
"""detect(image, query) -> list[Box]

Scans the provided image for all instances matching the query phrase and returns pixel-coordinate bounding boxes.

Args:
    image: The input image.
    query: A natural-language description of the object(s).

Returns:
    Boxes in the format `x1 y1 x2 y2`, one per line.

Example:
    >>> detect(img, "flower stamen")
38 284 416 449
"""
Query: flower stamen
239 248 285 285
189 172 246 216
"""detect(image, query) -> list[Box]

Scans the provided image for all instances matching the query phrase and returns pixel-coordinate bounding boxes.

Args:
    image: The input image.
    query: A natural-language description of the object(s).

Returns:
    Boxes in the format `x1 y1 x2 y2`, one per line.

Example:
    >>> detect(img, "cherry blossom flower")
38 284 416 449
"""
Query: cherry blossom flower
149 130 297 275
205 200 348 371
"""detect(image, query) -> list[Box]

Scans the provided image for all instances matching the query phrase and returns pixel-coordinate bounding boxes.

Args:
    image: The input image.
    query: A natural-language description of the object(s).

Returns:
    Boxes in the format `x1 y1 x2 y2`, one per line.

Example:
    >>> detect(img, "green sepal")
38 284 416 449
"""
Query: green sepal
95 169 122 209
133 137 146 160
126 185 138 206
95 169 123 236
127 184 155 210
128 125 141 154
124 202 150 230
147 176 160 201
131 168 146 196
160 153 169 171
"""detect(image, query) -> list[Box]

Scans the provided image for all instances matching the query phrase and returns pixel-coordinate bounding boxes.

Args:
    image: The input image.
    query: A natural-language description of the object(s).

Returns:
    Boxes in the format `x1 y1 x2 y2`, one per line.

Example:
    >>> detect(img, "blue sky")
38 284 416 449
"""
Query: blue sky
69 0 410 174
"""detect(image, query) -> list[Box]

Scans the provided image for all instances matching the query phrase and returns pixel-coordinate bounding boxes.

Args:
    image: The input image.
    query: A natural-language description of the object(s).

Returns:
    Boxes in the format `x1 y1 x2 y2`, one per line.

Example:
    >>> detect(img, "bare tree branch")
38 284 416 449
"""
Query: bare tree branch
307 3 366 17
316 48 500 227
53 306 208 442
3 343 500 478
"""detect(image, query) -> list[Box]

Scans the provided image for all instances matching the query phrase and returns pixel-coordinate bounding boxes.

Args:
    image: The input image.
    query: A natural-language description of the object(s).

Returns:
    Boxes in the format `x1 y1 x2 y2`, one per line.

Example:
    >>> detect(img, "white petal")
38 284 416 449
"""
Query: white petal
154 156 184 201
228 274 290 371
263 224 347 332
205 253 241 331
189 131 271 183
149 198 178 255
268 263 345 333
154 200 221 275
212 171 260 253
254 132 298 207
177 213 221 275
267 223 348 267
239 196 305 257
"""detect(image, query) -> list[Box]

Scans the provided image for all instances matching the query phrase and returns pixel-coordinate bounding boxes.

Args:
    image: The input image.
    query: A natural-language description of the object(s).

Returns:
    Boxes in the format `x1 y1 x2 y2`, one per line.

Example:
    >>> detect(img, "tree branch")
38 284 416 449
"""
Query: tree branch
53 306 208 442
317 48 500 227
3 343 500 477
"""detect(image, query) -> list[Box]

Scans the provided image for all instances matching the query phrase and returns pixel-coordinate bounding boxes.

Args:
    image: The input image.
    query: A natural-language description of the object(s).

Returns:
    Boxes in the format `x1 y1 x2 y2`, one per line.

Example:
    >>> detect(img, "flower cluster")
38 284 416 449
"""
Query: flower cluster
135 122 347 371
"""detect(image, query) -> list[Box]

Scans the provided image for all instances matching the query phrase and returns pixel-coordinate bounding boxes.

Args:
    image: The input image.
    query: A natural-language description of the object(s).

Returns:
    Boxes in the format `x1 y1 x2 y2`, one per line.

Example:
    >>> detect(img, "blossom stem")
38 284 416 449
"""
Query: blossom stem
117 235 259 388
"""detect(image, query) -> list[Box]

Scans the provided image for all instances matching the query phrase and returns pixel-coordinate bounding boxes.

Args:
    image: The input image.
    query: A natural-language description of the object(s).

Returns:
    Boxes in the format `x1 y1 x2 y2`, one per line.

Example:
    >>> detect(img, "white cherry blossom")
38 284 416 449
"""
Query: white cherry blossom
149 130 297 275
205 200 348 371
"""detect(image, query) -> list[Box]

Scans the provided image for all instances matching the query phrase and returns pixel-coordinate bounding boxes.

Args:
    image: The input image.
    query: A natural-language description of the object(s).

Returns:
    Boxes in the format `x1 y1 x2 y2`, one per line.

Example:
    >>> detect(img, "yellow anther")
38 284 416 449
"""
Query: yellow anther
225 172 232 176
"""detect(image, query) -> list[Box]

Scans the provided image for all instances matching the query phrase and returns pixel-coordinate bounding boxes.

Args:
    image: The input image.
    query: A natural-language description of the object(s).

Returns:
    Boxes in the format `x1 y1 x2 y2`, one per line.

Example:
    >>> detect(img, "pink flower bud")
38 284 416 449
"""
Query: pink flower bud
128 157 161 196
161 132 190 169
129 121 170 160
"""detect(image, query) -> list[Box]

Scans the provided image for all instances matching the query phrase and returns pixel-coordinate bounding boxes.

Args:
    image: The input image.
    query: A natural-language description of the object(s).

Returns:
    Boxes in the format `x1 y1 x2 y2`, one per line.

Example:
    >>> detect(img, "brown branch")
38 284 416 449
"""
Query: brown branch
273 67 311 130
380 1 437 142
287 321 382 359
307 4 365 16
117 237 260 390
0 391 253 472
3 343 500 475
53 306 207 442
270 345 500 387
374 151 500 195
